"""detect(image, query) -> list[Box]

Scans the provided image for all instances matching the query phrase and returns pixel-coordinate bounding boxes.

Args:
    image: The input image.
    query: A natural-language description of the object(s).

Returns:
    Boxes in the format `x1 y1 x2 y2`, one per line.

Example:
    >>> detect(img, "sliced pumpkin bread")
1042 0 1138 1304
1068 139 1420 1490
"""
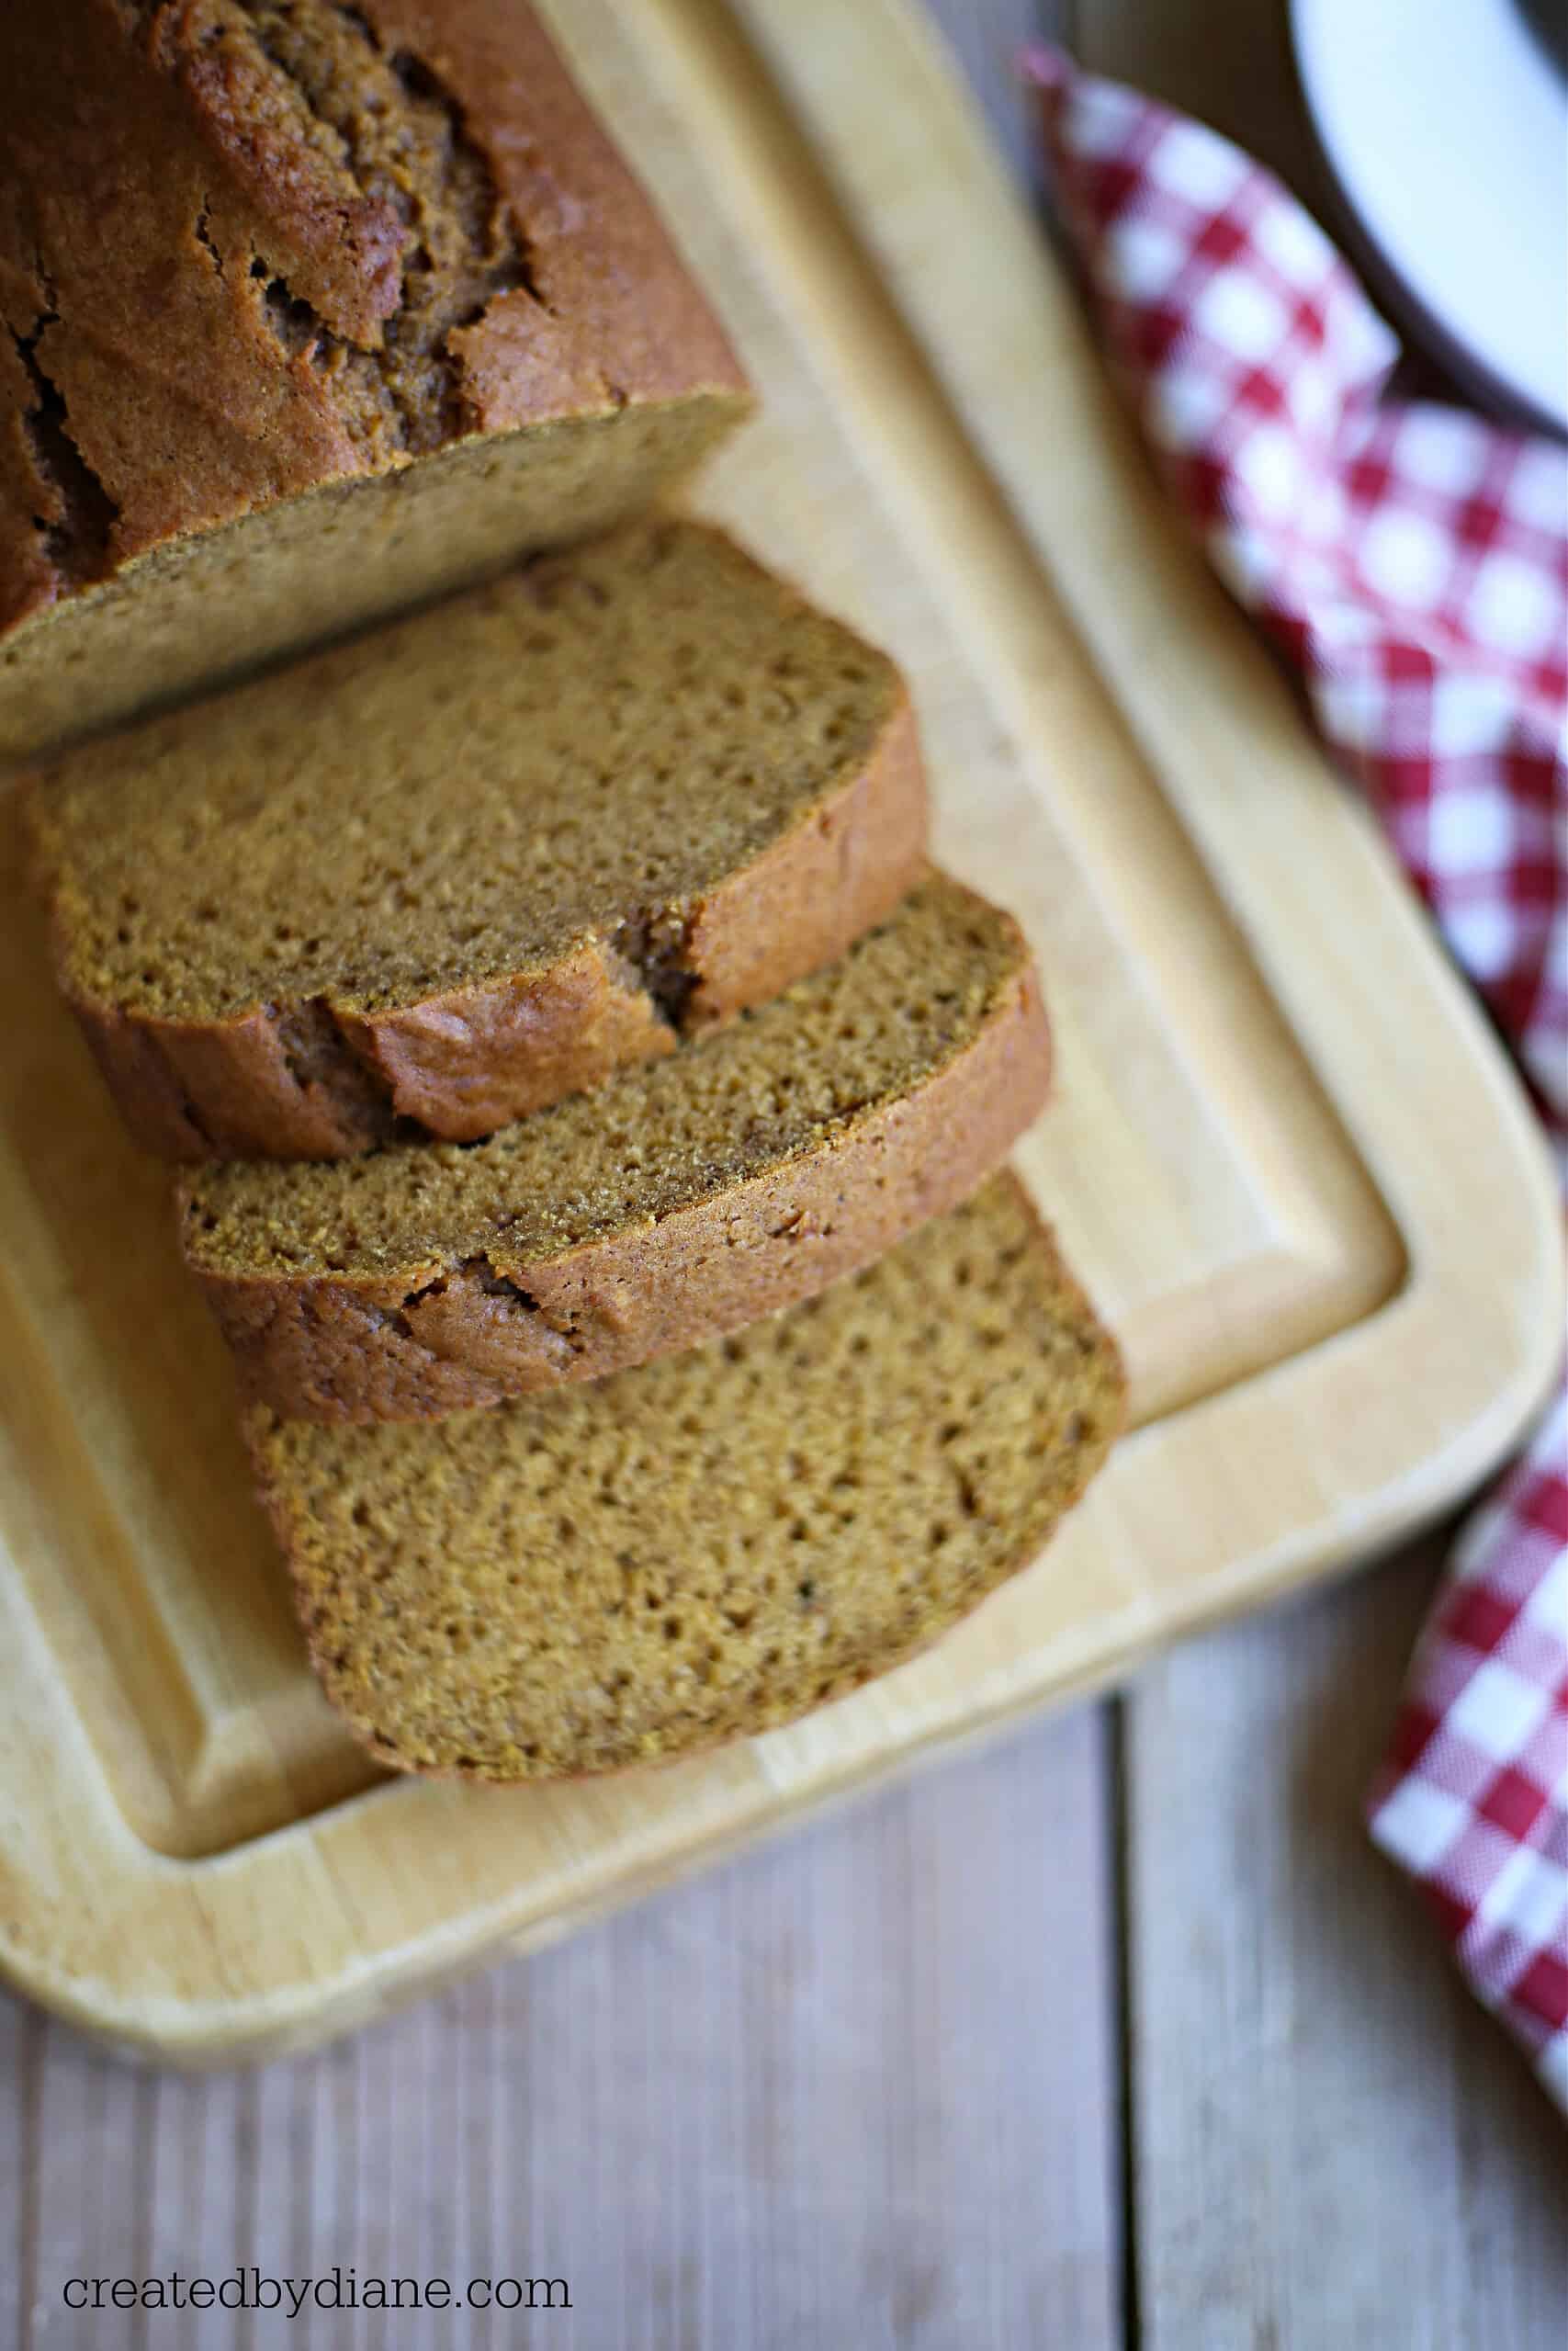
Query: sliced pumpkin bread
28 520 925 1158
181 874 1050 1421
247 1173 1125 1780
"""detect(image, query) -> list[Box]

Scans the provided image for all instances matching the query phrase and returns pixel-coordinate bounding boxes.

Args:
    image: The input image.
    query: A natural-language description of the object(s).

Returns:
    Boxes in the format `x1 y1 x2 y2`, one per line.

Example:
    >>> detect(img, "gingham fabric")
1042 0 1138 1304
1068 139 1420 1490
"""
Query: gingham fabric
1022 45 1568 2107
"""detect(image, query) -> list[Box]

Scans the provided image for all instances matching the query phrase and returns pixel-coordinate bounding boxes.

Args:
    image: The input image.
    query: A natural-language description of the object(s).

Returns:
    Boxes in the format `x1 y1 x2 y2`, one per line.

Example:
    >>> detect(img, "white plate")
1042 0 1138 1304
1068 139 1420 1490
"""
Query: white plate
1292 0 1568 432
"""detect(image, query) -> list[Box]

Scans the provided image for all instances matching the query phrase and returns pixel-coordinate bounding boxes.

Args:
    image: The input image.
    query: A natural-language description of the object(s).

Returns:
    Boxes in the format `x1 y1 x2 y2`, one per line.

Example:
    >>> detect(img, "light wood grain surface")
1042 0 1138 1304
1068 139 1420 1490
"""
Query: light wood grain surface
6 0 1556 2060
2 4 1563 2345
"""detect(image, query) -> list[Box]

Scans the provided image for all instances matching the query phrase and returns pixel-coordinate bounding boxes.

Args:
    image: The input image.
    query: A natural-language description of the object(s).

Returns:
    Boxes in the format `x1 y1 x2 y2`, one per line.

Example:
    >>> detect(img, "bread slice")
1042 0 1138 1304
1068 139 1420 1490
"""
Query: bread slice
1 0 750 764
181 875 1051 1421
247 1174 1125 1780
29 521 925 1159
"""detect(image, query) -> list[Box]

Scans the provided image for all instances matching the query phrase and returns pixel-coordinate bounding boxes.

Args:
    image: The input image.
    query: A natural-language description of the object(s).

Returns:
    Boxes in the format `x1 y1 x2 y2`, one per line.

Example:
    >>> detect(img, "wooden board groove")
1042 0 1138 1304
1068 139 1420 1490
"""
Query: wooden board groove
0 0 1558 2057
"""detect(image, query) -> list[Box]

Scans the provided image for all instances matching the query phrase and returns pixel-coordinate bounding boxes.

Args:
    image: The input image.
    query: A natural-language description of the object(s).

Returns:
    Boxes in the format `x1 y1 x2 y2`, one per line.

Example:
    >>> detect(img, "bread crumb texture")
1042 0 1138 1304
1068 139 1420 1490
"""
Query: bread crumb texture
182 874 1035 1283
249 1174 1126 1780
32 521 904 1025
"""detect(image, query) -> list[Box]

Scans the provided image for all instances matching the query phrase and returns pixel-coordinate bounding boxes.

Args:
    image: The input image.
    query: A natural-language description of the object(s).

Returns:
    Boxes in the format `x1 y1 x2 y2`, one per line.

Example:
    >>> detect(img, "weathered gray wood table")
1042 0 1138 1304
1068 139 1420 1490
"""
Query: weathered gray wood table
2 5 1562 2345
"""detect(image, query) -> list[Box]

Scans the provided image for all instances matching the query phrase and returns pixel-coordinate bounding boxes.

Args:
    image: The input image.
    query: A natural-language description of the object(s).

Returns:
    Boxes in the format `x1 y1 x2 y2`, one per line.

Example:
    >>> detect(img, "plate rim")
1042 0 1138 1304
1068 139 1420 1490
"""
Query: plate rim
1290 0 1568 433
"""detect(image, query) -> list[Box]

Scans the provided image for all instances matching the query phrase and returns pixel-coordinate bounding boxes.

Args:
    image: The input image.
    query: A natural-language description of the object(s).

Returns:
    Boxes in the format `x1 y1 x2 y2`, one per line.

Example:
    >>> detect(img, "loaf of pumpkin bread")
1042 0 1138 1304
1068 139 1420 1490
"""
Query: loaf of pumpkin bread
0 0 750 763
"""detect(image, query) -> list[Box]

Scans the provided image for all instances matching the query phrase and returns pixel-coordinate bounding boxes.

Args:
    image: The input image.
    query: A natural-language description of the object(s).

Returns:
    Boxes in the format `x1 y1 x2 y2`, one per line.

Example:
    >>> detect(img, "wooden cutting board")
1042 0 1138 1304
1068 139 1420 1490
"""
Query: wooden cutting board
0 0 1558 2063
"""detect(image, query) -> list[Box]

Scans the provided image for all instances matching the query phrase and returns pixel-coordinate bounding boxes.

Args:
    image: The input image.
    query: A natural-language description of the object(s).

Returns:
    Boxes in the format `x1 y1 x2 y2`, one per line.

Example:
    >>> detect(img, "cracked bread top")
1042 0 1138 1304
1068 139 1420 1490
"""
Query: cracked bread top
28 519 927 1157
0 0 748 635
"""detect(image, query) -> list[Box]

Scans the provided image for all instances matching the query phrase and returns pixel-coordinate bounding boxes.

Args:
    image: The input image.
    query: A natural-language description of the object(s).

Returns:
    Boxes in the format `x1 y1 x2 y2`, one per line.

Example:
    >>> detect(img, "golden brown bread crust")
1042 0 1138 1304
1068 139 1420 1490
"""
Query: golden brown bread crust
184 951 1052 1420
0 0 748 635
51 691 927 1159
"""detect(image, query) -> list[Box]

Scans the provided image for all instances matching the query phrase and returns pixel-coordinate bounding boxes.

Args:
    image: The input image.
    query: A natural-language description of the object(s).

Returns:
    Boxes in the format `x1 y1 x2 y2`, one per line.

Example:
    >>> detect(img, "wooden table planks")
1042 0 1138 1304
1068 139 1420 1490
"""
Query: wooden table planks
6 1714 1124 2351
1128 1546 1568 2351
0 5 1562 2346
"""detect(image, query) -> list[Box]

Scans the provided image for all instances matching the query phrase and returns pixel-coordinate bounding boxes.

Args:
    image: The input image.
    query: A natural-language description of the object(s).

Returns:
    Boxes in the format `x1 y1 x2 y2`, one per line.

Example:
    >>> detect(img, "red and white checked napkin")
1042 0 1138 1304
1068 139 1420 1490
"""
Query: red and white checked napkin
1021 45 1567 2107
